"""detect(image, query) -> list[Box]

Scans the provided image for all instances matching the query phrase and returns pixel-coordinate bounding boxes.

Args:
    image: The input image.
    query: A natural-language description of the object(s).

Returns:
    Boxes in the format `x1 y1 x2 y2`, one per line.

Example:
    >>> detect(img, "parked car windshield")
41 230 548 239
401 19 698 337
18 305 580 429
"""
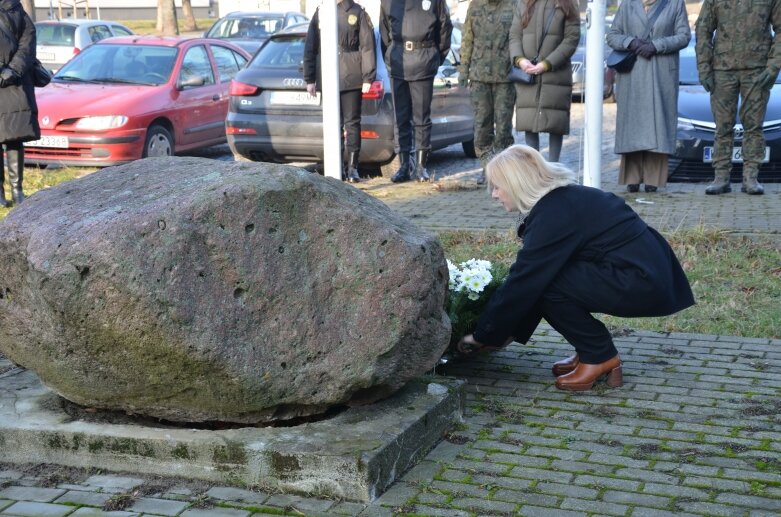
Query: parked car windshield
54 44 178 85
250 35 305 68
207 16 284 39
35 23 76 46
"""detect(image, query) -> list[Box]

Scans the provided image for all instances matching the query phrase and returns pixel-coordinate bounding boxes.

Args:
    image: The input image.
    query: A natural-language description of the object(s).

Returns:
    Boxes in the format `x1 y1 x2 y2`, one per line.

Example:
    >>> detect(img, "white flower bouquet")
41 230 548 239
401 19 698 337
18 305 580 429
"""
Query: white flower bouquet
446 258 507 351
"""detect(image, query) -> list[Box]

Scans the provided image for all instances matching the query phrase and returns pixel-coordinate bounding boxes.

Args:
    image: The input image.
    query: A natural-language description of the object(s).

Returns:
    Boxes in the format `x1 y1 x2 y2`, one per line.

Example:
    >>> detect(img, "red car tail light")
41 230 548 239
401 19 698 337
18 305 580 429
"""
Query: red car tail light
229 80 259 96
362 80 383 100
226 127 257 135
73 48 80 57
360 130 379 139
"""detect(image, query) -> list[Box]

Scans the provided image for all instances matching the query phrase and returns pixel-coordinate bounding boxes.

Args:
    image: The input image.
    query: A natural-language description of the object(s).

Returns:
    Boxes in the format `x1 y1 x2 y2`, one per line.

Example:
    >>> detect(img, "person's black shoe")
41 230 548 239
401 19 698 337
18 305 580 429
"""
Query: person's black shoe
644 185 657 193
390 152 412 183
626 184 640 193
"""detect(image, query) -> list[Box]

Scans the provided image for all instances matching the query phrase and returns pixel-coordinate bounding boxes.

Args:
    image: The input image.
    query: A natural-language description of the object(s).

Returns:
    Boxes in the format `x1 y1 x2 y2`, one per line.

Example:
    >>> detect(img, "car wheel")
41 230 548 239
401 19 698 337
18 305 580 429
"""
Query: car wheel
143 124 173 158
462 139 477 158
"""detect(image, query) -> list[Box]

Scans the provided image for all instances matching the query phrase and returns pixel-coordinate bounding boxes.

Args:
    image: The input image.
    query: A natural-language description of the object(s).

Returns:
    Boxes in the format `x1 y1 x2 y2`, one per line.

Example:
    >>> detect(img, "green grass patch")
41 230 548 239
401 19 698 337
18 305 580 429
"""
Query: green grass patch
438 229 781 339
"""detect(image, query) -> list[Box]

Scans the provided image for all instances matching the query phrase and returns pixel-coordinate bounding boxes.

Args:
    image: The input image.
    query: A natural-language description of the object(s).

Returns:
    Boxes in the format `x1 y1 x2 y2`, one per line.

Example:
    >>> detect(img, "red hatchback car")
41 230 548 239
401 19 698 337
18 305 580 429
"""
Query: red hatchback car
25 36 250 167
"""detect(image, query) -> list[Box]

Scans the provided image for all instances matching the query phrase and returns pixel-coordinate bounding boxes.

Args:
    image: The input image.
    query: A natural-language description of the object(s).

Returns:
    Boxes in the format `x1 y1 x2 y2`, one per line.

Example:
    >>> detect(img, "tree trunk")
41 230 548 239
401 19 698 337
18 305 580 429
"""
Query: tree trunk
160 0 179 36
181 0 198 32
156 0 164 32
21 0 35 21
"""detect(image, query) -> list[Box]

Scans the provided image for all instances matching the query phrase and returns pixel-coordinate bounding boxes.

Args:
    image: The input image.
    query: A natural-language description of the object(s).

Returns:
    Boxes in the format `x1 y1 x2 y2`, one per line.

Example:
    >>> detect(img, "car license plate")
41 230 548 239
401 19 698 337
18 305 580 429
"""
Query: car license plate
24 135 69 148
703 146 770 163
269 91 320 106
38 52 55 61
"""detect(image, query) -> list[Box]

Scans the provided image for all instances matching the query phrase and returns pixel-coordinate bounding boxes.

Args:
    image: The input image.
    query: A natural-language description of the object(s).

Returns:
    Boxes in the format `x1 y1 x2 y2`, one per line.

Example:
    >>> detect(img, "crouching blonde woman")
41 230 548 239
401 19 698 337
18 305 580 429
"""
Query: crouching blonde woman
457 145 694 391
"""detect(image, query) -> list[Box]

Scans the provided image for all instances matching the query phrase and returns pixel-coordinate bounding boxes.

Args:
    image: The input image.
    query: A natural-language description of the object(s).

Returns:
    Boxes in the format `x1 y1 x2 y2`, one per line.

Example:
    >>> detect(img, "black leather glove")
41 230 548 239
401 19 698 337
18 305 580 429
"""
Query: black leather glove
701 73 714 93
637 41 657 59
755 68 777 90
0 66 20 88
627 38 644 55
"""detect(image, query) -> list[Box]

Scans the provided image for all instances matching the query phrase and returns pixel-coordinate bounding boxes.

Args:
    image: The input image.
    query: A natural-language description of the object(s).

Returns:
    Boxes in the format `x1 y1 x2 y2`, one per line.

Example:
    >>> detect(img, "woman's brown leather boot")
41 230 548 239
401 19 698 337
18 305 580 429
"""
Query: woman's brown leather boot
551 354 579 377
555 355 623 391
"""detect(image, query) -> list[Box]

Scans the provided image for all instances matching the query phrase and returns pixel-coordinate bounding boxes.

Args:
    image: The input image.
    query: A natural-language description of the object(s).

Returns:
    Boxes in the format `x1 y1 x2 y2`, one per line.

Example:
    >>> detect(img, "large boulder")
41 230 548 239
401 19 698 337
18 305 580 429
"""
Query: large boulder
0 158 450 423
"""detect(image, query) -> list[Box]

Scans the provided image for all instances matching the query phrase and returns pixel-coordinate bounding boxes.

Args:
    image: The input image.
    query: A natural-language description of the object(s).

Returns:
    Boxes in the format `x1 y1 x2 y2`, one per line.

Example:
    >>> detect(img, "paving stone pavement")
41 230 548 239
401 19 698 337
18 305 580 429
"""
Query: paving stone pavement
1 102 780 516
355 103 781 237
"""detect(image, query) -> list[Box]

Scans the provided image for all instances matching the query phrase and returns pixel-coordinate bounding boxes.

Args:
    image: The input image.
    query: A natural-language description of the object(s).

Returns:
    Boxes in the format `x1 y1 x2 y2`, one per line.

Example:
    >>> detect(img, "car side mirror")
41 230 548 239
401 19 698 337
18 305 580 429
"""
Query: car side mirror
178 75 206 89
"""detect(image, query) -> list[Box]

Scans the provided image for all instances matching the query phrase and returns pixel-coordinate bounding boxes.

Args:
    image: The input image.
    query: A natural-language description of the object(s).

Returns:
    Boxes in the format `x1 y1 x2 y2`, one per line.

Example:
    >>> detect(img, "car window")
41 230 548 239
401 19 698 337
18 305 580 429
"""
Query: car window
111 25 133 37
35 23 76 46
208 16 284 39
249 35 305 68
88 25 112 43
54 44 177 85
179 45 215 86
211 45 245 82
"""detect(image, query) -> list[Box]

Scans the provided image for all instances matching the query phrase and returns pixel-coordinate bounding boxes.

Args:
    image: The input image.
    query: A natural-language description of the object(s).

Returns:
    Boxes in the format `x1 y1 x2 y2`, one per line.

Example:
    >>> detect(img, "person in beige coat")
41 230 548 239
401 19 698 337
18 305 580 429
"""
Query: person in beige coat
509 0 579 162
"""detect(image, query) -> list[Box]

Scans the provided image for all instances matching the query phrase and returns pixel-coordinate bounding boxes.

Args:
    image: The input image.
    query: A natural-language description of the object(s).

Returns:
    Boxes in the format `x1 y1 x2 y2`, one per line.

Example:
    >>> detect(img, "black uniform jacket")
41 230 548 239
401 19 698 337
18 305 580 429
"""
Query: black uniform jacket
0 0 39 144
303 0 376 92
473 185 695 347
379 0 453 81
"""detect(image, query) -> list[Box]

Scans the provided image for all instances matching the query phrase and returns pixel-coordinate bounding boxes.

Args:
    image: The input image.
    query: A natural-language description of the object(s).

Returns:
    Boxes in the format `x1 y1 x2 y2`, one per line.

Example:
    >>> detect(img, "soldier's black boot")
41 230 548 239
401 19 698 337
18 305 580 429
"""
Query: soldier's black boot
705 169 731 195
6 147 24 205
0 158 8 208
390 152 412 183
346 151 361 183
741 167 764 195
416 149 431 182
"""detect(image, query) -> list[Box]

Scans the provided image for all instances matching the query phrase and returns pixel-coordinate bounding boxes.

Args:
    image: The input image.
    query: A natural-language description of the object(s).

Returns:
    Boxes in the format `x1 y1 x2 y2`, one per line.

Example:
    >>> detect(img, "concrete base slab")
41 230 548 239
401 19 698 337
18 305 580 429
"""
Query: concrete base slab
0 360 464 502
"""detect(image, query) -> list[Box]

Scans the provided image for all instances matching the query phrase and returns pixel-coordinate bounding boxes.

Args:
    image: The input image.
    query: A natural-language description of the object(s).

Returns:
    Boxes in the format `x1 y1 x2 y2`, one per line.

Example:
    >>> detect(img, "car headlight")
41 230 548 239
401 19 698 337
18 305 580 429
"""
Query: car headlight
677 117 695 131
74 116 128 131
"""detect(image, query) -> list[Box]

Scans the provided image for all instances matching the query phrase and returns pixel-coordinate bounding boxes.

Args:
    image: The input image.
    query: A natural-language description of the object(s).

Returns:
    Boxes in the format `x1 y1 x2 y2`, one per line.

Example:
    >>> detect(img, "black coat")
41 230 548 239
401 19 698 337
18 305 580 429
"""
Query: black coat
303 0 376 92
0 0 39 144
379 0 452 81
473 185 695 347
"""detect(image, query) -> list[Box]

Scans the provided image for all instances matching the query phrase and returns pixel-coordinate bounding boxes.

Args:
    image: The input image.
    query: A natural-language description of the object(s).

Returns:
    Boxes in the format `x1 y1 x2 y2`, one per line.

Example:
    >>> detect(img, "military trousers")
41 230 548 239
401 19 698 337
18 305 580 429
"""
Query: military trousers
391 77 434 153
470 81 516 163
711 68 771 173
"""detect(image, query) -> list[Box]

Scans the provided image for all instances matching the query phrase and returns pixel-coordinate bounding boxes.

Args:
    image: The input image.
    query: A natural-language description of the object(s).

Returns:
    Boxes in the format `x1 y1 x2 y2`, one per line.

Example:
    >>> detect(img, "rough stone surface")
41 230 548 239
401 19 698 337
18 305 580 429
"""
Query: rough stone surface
0 157 450 423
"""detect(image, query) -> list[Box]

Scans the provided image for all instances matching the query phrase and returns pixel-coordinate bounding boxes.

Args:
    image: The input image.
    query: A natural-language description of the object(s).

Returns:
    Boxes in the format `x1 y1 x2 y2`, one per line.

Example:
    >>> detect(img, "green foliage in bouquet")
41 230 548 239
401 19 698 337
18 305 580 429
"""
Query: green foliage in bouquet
446 259 509 351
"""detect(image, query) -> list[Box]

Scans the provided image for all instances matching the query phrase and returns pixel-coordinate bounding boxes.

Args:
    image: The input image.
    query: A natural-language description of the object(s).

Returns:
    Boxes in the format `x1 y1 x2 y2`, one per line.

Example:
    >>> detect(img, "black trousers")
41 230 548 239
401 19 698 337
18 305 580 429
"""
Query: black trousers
510 278 619 365
391 77 434 153
341 89 362 153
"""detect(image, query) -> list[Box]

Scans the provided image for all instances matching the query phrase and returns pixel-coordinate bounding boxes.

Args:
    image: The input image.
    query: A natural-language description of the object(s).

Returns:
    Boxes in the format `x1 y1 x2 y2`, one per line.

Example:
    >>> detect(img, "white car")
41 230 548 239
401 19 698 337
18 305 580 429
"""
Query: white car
35 19 134 73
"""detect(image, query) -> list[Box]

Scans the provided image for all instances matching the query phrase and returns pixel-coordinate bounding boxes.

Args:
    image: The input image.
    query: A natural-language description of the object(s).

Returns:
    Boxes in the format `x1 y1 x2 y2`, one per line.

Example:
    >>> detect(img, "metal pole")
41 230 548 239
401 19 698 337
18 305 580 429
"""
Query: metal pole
320 0 343 180
583 0 606 188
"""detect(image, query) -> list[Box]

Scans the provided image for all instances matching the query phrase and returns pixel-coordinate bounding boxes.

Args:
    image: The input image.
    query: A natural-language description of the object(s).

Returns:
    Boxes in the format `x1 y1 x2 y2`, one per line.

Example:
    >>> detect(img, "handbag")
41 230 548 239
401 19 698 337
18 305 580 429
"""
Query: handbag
605 50 636 73
508 66 535 84
607 0 668 74
507 5 556 84
32 59 51 88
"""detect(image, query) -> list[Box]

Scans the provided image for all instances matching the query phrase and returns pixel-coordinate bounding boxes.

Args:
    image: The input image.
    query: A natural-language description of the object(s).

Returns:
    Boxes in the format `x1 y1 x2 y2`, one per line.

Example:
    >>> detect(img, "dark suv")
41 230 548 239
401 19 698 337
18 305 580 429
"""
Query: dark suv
226 23 475 175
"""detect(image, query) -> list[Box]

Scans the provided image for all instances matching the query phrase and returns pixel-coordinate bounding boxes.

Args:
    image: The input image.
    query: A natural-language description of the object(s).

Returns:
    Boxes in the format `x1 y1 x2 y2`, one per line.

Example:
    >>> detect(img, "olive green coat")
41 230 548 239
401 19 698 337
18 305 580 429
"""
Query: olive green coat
509 0 580 134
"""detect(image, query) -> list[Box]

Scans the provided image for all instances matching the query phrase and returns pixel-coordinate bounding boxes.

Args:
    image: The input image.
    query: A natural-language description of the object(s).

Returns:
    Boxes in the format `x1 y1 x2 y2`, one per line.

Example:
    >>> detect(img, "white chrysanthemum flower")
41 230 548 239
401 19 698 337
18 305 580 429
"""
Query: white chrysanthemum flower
468 291 480 301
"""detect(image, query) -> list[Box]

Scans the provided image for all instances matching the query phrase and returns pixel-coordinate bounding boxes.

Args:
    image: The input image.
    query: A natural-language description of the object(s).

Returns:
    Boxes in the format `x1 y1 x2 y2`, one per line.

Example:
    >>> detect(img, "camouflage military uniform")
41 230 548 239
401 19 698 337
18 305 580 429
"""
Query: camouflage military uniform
695 0 781 195
459 0 516 171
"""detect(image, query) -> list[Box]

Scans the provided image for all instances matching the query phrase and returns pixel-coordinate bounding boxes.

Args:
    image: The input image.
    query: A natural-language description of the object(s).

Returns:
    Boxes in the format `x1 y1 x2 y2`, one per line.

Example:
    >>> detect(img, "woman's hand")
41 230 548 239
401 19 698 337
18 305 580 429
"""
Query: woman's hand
306 83 317 97
457 334 480 354
527 62 546 76
517 57 534 73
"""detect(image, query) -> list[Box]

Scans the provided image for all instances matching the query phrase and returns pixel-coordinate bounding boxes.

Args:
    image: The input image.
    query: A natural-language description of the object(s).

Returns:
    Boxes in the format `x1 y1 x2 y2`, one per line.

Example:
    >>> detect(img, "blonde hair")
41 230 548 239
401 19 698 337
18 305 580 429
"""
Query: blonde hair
485 145 577 214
